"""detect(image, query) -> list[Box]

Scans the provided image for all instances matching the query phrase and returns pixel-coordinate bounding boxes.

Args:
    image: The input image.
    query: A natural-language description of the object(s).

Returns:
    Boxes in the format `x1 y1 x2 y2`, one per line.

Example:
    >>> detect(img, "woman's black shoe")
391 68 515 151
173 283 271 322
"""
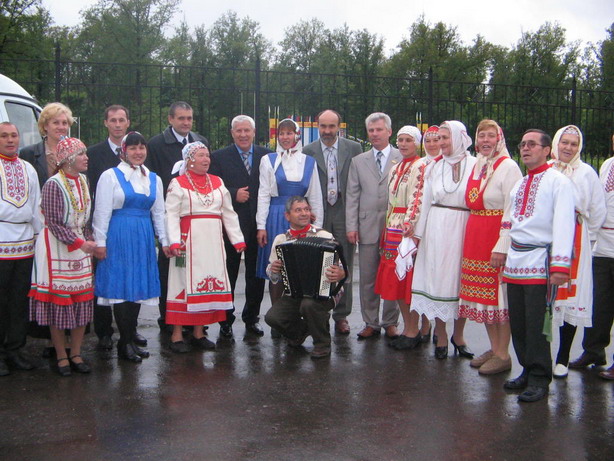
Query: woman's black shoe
191 336 216 350
420 328 431 344
451 336 474 359
118 343 143 363
69 355 91 374
56 358 71 377
432 334 438 345
393 335 421 350
435 346 448 359
169 341 191 354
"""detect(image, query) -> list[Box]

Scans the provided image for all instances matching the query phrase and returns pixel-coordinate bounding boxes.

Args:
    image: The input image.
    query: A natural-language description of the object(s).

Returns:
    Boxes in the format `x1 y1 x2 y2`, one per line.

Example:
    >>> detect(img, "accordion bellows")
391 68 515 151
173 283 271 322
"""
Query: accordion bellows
275 237 347 299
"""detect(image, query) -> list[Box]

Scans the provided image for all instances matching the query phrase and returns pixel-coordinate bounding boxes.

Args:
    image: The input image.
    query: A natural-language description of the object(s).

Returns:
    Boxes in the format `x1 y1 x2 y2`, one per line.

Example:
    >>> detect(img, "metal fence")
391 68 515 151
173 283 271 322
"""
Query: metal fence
2 55 613 167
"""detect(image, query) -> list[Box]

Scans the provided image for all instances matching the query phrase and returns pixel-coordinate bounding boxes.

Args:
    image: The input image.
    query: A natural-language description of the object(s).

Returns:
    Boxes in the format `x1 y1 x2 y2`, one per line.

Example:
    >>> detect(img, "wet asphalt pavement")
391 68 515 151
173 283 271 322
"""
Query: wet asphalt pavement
1 264 613 460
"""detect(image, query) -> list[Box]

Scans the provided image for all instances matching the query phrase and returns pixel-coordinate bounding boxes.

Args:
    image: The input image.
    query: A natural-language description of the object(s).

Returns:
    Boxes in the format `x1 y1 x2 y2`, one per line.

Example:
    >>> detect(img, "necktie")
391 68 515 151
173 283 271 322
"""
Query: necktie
182 138 187 146
325 147 337 206
376 151 383 174
115 147 121 156
241 151 251 174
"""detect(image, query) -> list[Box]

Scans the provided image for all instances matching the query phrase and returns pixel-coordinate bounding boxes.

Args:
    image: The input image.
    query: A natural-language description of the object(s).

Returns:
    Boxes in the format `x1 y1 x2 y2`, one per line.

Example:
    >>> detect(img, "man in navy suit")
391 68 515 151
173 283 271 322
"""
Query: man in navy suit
209 115 273 337
87 105 131 351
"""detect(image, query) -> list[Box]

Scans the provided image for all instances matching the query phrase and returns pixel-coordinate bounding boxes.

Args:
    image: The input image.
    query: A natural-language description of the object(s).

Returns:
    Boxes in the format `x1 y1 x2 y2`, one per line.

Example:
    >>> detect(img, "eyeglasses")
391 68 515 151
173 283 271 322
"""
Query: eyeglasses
518 141 545 150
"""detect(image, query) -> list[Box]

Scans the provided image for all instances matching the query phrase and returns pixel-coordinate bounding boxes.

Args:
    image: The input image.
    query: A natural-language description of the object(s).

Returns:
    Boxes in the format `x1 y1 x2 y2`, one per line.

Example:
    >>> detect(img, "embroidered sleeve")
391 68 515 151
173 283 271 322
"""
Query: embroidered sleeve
41 180 80 246
403 161 426 231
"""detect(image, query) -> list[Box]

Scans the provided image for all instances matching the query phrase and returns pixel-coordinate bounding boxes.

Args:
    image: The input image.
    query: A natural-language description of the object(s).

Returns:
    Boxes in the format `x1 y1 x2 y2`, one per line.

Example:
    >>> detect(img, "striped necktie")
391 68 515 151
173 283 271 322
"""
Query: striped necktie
241 151 251 174
376 151 383 174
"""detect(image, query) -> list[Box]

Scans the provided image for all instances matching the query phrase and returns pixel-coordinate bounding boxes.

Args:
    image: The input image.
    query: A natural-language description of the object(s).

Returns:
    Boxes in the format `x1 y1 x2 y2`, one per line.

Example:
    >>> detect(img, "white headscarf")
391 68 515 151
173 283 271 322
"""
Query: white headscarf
275 118 303 155
172 141 207 176
440 120 472 165
396 125 422 151
473 121 511 192
550 125 583 178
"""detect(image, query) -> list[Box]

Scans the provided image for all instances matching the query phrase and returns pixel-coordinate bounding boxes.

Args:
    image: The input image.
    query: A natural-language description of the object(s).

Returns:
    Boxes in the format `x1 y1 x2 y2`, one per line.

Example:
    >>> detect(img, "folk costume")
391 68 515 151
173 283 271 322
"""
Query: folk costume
256 120 323 279
411 121 476 321
165 143 246 326
459 124 522 324
375 126 426 302
29 138 94 329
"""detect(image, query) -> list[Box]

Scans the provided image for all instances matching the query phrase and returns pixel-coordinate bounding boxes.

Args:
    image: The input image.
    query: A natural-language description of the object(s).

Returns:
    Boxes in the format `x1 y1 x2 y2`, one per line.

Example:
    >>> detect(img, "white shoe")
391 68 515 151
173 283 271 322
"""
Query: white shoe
554 363 568 378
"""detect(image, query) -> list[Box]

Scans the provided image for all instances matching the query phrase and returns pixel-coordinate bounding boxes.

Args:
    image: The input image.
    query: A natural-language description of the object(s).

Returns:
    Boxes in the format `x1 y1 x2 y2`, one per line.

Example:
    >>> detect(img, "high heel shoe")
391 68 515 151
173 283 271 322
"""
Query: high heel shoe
450 336 474 359
435 346 448 359
56 358 71 377
419 327 431 344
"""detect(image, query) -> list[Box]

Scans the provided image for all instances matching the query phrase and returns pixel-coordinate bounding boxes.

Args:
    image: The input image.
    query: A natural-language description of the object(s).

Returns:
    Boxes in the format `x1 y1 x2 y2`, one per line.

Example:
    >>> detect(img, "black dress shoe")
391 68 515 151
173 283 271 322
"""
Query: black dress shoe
132 344 150 358
450 336 474 359
392 335 421 350
191 336 216 350
504 374 529 390
69 355 91 374
6 351 34 370
56 358 71 377
568 352 607 369
97 336 113 351
245 322 265 336
0 359 10 376
518 386 548 402
118 343 142 363
133 333 148 347
435 346 448 359
170 340 192 353
219 323 233 338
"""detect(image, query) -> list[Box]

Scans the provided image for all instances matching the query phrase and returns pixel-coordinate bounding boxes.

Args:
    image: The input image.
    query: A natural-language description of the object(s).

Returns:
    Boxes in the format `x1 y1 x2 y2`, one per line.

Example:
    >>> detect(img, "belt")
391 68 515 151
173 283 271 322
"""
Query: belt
470 209 503 216
432 203 469 212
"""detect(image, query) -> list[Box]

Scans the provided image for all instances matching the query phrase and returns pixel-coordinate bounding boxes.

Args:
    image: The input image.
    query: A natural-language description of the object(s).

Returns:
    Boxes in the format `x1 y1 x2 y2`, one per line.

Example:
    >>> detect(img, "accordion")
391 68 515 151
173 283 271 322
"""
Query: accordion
275 237 348 299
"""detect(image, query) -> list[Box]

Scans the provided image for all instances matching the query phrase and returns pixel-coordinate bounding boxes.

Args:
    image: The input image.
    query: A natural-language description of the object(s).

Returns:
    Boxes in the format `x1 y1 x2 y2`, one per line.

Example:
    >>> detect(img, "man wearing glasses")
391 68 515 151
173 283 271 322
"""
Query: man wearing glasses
491 129 575 402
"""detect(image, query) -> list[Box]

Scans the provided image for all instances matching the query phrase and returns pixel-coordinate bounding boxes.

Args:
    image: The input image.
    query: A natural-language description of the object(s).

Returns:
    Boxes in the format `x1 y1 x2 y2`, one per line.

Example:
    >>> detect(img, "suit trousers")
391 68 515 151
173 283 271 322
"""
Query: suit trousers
265 294 333 348
358 243 399 329
507 283 552 388
222 226 265 326
0 257 33 351
322 198 355 321
582 257 614 361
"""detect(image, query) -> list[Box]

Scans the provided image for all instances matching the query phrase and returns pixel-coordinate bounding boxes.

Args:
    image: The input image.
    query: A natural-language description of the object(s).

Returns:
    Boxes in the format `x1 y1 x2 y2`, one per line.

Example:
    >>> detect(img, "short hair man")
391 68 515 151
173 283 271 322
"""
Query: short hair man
209 115 273 337
0 122 41 375
264 196 345 358
303 110 363 334
345 112 402 339
494 129 575 402
146 102 209 331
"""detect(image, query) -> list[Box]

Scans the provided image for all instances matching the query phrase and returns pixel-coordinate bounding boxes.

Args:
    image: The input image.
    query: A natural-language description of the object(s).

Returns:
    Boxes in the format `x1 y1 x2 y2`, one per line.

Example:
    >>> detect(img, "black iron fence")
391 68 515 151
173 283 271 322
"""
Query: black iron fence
2 54 613 167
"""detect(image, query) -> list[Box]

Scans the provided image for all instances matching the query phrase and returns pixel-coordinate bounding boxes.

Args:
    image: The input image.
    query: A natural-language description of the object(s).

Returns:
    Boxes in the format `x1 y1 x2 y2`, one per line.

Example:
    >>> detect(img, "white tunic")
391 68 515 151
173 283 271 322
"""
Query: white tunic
0 156 41 259
593 157 614 258
502 165 575 284
411 154 477 321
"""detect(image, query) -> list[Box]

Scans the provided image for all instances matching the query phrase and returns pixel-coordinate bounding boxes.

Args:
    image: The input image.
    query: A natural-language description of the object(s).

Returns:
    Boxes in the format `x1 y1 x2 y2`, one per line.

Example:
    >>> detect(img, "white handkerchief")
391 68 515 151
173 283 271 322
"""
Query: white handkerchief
395 237 417 280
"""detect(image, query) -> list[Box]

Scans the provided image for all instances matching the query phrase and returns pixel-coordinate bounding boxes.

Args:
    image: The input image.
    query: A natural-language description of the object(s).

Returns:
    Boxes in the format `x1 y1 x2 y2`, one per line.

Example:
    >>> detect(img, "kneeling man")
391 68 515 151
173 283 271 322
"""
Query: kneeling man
265 196 345 358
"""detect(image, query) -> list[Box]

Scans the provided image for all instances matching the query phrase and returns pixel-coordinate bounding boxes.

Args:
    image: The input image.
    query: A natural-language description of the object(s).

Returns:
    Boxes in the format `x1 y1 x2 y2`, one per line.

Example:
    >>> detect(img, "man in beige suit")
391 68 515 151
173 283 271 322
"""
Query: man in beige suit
303 110 363 334
346 112 402 339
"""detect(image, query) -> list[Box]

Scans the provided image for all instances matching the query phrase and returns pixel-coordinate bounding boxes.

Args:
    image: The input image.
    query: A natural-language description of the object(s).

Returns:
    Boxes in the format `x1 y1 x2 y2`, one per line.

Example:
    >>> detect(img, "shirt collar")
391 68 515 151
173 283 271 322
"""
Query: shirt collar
108 138 121 154
171 127 189 144
320 138 338 153
235 144 253 155
373 144 391 157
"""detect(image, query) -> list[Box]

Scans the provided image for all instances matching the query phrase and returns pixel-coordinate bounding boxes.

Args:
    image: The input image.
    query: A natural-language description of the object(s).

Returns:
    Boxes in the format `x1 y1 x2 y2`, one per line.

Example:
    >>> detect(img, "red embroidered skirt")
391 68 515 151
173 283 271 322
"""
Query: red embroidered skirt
375 228 412 301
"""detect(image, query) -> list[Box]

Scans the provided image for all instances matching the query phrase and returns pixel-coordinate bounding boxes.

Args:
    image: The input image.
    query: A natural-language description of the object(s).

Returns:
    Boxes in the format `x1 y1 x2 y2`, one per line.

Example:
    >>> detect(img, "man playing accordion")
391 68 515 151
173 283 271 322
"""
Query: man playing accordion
264 196 346 358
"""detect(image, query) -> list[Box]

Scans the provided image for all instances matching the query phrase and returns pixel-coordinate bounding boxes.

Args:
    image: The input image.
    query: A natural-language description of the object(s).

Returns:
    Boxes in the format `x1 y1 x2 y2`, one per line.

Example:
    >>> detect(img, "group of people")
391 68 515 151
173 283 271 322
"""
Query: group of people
1 100 613 404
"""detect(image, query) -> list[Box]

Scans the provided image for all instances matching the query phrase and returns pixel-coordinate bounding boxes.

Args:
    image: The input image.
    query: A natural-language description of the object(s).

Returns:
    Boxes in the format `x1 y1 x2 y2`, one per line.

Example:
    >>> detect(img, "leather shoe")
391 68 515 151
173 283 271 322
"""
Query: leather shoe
599 365 614 380
568 353 606 369
310 346 331 359
287 330 309 348
56 358 71 377
390 335 421 350
219 323 233 338
6 351 34 370
97 335 113 350
133 333 148 347
191 336 216 350
504 374 529 390
245 322 265 337
0 359 9 376
478 356 512 375
435 346 448 359
518 386 548 403
132 344 150 358
357 326 381 339
169 340 191 354
450 336 474 359
69 355 91 374
553 363 568 379
470 350 494 368
118 343 142 363
334 319 350 335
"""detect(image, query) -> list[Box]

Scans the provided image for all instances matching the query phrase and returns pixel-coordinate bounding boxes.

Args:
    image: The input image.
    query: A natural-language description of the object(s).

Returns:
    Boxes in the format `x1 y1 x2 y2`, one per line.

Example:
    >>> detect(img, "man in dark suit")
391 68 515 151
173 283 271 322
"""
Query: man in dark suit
303 110 362 334
145 101 209 331
86 105 130 351
209 115 273 337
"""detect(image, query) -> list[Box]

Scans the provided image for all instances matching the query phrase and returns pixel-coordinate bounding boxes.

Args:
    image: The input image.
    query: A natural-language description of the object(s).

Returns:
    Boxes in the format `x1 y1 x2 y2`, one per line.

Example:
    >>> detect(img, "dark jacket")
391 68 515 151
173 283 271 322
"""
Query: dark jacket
19 141 47 190
86 139 121 200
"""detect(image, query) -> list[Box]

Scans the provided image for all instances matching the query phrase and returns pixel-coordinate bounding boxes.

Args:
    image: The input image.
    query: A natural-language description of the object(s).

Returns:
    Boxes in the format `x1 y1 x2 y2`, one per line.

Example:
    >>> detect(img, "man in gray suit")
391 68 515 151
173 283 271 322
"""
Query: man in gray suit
303 110 363 334
346 112 402 339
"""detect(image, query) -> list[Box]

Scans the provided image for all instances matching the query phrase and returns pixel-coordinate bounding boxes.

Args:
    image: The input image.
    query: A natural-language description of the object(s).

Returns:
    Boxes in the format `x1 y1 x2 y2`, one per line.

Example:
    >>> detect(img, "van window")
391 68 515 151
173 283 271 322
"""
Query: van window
5 101 41 148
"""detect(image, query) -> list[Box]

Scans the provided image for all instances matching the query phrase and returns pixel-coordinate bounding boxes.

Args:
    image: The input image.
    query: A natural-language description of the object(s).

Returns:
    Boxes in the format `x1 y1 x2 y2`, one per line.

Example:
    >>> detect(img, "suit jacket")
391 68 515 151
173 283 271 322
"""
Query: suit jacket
345 146 402 244
209 144 273 234
145 126 209 195
303 137 363 222
86 139 121 200
19 141 47 190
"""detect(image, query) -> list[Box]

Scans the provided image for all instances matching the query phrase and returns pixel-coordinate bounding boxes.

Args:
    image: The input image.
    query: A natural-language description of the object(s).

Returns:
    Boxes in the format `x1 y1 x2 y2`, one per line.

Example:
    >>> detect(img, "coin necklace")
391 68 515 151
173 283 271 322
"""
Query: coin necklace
186 171 213 207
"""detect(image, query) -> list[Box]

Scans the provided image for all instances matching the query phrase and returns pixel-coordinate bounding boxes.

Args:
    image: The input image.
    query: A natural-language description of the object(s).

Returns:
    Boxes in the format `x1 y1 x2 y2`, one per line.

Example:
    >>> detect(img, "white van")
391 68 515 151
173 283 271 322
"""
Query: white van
0 73 42 147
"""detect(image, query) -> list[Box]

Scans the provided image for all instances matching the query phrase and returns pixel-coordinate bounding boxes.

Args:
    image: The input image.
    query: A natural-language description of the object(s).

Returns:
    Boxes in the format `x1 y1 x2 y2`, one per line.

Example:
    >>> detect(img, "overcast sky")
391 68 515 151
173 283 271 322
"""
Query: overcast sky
44 0 613 54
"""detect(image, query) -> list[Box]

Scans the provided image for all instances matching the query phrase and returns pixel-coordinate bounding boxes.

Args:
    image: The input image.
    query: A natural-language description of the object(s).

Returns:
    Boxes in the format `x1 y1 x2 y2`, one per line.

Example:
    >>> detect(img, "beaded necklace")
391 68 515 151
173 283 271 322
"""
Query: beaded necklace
185 171 213 207
59 169 90 233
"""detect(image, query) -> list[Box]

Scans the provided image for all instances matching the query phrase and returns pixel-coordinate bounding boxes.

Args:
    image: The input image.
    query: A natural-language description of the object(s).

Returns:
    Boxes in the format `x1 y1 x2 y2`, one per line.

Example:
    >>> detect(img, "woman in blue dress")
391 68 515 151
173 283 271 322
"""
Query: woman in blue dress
93 132 169 362
256 119 323 302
